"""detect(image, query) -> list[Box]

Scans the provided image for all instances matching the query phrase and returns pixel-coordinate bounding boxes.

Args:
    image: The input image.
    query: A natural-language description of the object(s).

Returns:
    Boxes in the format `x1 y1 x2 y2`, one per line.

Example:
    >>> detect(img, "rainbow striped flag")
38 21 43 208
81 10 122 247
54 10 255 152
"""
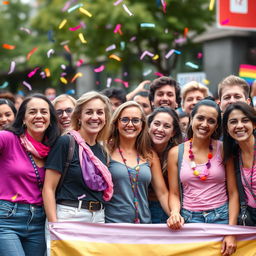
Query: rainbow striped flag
239 64 256 85
49 222 256 256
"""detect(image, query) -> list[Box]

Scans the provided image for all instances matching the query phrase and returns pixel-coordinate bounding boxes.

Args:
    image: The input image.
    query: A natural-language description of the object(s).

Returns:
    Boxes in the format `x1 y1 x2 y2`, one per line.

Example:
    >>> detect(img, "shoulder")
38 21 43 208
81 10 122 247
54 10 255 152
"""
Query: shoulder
168 144 180 158
0 130 17 140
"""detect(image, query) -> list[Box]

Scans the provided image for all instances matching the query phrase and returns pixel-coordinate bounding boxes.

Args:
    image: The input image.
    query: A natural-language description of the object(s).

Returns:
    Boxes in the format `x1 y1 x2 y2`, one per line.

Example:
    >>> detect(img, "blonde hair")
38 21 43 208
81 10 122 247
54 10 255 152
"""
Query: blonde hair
218 75 250 99
52 94 76 107
107 101 152 160
181 81 209 105
71 91 111 143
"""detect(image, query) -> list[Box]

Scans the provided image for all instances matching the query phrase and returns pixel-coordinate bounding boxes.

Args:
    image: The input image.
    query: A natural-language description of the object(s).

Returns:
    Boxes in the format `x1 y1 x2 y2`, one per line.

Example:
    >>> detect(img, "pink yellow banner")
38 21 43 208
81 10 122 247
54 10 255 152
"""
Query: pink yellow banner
49 222 256 256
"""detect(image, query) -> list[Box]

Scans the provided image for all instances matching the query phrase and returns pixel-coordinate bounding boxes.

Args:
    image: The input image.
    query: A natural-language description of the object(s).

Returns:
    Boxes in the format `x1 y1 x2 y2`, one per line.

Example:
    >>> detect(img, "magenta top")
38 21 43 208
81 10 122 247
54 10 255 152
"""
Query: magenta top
241 166 256 208
0 131 45 205
180 140 228 211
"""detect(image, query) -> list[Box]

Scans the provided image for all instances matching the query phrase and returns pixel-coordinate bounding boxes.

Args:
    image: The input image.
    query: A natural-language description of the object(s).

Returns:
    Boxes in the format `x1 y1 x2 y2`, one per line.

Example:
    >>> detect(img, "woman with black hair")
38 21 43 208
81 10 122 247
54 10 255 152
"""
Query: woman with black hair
223 102 256 226
0 98 17 130
0 94 60 256
167 99 239 256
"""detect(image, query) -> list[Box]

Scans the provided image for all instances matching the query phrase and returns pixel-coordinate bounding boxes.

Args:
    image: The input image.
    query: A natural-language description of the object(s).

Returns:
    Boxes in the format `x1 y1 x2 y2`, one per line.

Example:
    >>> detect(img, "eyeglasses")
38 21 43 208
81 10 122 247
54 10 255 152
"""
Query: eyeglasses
56 108 73 117
119 117 142 125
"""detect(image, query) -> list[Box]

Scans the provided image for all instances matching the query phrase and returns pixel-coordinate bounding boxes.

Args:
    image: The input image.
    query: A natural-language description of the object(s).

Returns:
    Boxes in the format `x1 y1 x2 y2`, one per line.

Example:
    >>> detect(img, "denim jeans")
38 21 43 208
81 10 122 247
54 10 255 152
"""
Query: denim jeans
0 200 46 256
46 203 105 256
149 201 168 223
181 202 229 224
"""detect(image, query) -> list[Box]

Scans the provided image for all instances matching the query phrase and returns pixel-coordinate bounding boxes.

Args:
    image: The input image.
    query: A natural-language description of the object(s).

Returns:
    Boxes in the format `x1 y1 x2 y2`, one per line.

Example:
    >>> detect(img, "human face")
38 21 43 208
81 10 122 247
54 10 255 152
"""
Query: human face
109 97 123 112
133 95 151 115
227 109 255 143
55 99 74 131
191 105 218 139
24 98 50 141
45 88 56 101
153 85 177 109
179 116 189 133
149 112 174 148
219 85 248 112
79 98 106 136
117 106 143 140
183 90 204 114
0 104 15 130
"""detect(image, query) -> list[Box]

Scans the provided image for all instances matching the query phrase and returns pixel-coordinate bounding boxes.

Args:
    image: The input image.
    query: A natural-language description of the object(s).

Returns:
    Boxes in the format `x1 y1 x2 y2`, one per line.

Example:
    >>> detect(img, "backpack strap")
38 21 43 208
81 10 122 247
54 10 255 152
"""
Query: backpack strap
178 143 184 206
56 134 76 193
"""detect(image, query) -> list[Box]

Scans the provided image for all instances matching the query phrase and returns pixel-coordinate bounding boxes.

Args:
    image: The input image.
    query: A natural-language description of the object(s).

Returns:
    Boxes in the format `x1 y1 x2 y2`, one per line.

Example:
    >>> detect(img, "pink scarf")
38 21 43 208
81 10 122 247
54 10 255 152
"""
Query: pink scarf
69 130 113 201
20 130 50 159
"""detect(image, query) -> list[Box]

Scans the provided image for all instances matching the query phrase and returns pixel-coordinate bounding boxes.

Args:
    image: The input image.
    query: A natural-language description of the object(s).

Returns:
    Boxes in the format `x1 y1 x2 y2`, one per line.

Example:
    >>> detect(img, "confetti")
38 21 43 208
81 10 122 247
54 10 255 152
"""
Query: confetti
184 27 189 37
60 77 68 84
2 1 9 4
114 24 122 35
8 61 16 75
122 4 133 16
140 23 155 28
69 25 81 31
48 30 55 42
94 65 105 73
106 44 116 52
143 69 152 76
68 3 83 13
11 193 18 201
28 67 40 78
66 89 75 95
209 0 215 10
59 19 67 29
106 77 112 88
114 78 129 88
0 81 9 89
120 41 125 50
185 62 199 69
63 45 71 53
154 72 164 77
152 54 159 60
40 72 46 79
61 64 66 70
62 1 71 12
20 27 31 34
2 44 15 50
109 54 122 62
27 47 38 60
45 68 51 77
60 40 70 45
221 19 229 25
197 52 203 59
165 49 175 59
175 37 186 44
161 0 167 13
61 72 67 77
79 7 92 17
140 50 154 60
76 59 84 67
113 0 123 6
71 72 83 83
47 49 55 58
23 81 32 90
78 194 86 200
129 36 136 42
78 33 87 44
174 50 181 55
203 79 210 85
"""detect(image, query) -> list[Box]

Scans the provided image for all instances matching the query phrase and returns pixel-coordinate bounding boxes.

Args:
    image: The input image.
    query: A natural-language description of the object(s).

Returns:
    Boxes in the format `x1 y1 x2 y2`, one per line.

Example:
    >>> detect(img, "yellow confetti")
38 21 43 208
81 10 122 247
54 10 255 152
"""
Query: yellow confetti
11 193 18 201
109 54 122 62
78 33 87 44
203 79 210 85
152 54 159 60
71 72 83 83
59 19 67 29
60 77 68 84
79 7 92 17
45 68 51 77
209 0 215 10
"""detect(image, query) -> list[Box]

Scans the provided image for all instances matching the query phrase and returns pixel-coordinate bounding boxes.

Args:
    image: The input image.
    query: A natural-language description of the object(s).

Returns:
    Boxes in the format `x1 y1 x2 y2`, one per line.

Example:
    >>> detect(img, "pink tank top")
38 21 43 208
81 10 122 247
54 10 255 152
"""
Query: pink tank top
180 140 228 211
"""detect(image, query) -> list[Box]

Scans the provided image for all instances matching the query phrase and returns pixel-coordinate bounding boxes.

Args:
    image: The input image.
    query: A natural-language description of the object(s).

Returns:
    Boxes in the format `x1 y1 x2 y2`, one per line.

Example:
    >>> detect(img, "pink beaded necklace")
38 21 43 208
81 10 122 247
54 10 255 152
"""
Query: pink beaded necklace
188 139 213 181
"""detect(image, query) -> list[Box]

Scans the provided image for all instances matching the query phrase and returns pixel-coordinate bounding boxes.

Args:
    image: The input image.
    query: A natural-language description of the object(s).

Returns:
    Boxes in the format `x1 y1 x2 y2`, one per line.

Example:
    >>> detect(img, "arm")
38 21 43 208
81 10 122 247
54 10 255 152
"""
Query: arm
221 157 239 256
150 150 170 216
166 146 185 230
42 169 61 222
126 80 151 101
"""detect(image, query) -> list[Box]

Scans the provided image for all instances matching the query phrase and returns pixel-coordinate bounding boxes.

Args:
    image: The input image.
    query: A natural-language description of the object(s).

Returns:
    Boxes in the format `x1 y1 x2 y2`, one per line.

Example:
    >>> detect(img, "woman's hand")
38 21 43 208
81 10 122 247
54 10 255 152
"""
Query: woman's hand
221 235 237 256
167 212 184 230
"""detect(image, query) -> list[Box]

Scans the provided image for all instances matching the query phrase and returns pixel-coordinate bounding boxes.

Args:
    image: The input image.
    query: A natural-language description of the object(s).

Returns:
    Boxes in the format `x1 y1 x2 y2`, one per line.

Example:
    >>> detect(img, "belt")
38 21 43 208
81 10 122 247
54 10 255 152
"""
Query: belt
58 200 104 211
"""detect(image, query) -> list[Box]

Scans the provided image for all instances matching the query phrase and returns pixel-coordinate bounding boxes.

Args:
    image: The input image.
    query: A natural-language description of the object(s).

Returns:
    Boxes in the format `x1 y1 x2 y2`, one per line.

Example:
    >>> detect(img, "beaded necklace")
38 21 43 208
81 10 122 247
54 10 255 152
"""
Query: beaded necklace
188 139 213 181
118 147 141 224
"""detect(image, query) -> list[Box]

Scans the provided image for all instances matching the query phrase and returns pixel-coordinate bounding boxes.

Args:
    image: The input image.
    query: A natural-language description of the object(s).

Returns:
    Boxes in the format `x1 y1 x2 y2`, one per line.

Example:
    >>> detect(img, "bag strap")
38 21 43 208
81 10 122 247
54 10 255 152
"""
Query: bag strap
56 134 75 193
178 143 184 206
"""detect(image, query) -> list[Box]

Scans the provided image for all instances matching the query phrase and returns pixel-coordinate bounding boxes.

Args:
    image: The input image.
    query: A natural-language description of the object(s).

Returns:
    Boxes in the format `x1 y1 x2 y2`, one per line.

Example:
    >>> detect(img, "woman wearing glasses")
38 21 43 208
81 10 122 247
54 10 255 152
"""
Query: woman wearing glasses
105 101 169 223
52 94 76 133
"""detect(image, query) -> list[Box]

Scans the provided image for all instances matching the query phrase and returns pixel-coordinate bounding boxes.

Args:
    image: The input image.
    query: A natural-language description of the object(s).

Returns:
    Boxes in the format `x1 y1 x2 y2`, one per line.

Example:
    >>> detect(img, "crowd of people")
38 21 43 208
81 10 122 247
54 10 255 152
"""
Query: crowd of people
0 75 255 256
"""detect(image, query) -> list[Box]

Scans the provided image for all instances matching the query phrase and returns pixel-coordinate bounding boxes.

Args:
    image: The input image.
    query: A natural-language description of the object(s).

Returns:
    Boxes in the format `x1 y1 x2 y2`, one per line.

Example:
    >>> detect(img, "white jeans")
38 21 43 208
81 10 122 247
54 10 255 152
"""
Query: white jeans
45 203 105 256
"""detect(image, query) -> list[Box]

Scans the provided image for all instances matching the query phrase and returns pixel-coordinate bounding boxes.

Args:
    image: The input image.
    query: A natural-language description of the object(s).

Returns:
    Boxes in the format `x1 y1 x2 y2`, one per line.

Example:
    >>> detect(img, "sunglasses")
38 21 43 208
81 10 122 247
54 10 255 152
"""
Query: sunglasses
119 117 142 125
56 108 73 117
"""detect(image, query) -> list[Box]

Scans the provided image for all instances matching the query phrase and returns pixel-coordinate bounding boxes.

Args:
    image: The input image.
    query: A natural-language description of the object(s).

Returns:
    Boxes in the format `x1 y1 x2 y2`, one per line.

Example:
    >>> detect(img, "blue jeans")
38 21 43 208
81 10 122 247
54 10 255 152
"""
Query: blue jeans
181 202 229 224
149 201 168 224
0 200 46 256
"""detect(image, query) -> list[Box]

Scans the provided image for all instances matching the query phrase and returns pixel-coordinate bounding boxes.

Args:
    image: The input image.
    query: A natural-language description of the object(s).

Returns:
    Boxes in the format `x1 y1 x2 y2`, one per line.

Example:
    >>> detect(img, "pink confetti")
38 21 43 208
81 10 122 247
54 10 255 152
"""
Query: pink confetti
174 37 187 44
114 78 129 88
140 50 154 60
28 67 40 78
105 44 116 52
23 81 32 91
221 19 229 25
62 1 71 12
114 24 122 34
76 59 84 67
77 194 86 200
129 36 136 42
165 49 175 59
197 52 203 59
40 72 46 79
8 61 16 75
154 72 164 77
161 0 167 13
69 25 81 31
106 77 112 88
113 0 123 5
94 65 105 73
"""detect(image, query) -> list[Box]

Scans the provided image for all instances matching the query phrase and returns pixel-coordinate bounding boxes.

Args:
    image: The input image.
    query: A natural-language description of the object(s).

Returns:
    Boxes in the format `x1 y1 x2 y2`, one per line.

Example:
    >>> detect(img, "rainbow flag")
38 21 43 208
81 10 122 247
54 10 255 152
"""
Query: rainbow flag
49 222 256 256
239 64 256 85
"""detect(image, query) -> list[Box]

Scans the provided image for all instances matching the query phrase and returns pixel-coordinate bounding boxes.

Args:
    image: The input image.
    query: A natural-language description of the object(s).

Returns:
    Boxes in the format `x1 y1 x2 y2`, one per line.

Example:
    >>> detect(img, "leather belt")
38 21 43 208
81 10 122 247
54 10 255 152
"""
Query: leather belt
58 200 104 211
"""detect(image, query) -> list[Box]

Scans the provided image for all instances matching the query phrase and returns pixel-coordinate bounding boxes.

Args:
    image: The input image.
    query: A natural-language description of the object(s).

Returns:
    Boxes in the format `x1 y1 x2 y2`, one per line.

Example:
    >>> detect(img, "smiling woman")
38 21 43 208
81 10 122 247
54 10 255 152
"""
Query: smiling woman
0 99 17 130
